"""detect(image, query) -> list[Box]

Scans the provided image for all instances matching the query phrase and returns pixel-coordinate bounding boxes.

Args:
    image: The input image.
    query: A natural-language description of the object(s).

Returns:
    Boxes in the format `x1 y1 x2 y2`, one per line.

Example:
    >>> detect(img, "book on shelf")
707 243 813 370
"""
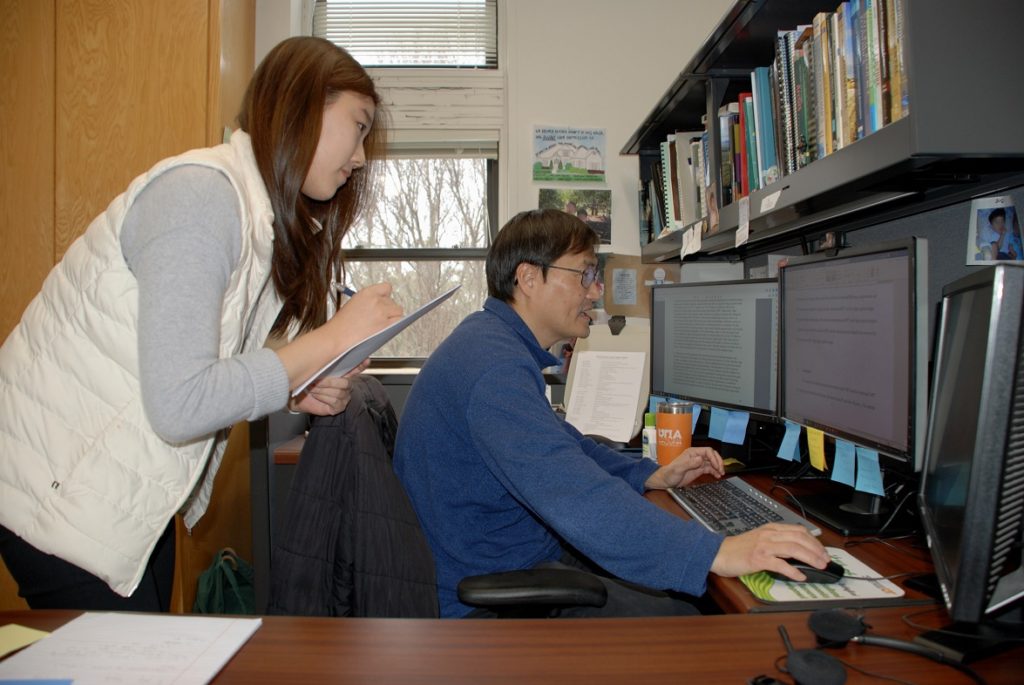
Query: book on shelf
813 12 833 159
750 66 780 185
660 137 680 229
644 0 910 241
674 131 702 227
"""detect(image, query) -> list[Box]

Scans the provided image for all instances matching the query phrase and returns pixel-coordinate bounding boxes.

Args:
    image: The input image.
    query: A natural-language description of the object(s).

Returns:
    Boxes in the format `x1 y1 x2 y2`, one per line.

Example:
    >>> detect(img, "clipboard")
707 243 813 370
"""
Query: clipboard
292 285 460 397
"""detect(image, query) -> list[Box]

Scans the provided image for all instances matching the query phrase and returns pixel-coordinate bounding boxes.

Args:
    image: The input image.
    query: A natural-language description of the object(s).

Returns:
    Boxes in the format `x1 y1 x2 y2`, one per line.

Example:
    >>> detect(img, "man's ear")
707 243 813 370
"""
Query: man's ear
513 262 539 297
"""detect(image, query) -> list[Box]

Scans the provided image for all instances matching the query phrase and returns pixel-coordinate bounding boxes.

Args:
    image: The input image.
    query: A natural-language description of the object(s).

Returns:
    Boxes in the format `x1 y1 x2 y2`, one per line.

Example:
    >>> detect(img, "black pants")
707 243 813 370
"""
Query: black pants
0 521 175 611
468 548 701 618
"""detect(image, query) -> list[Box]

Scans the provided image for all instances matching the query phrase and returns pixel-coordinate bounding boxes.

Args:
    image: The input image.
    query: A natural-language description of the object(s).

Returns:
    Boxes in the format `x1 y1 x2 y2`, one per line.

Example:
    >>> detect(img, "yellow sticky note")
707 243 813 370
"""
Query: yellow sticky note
807 427 826 471
0 623 50 658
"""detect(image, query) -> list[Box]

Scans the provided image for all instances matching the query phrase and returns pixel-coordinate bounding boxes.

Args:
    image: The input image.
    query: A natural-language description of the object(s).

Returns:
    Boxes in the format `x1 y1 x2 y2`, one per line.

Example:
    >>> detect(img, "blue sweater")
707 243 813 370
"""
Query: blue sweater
394 298 724 617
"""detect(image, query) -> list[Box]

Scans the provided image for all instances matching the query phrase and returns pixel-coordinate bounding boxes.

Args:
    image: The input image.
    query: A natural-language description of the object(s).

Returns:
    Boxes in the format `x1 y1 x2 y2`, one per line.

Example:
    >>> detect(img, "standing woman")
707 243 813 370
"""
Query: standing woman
0 37 401 610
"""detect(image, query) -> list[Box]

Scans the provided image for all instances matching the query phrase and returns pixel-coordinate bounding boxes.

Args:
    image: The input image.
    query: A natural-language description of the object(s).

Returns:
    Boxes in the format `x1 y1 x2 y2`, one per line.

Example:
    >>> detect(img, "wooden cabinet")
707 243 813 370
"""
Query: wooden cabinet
0 0 256 612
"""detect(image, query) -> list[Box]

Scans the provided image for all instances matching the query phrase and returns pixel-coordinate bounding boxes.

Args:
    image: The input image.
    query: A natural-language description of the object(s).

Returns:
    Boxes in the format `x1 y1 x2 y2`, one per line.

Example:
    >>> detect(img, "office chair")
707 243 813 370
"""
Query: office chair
266 375 607 618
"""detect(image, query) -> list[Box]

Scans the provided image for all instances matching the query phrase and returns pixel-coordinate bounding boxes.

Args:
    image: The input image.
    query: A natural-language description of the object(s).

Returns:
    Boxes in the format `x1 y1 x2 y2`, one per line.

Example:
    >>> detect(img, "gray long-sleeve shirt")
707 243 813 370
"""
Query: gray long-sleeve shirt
120 165 289 443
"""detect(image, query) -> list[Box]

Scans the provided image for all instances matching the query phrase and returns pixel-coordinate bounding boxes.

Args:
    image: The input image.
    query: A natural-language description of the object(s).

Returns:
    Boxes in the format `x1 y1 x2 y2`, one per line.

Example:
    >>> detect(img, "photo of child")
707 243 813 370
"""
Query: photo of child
967 195 1022 264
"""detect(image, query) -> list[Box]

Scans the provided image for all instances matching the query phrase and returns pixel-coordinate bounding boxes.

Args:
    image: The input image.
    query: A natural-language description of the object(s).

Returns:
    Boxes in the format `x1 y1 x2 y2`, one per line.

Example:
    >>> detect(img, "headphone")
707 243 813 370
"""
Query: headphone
806 608 985 685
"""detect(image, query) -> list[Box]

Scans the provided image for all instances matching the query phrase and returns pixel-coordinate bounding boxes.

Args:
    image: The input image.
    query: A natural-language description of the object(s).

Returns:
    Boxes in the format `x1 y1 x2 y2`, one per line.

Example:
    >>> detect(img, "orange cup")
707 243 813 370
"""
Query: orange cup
655 401 693 466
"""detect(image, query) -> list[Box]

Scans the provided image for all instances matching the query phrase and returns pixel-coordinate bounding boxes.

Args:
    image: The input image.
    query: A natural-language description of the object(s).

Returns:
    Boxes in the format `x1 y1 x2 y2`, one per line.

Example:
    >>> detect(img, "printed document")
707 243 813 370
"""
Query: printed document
0 612 262 684
565 351 646 443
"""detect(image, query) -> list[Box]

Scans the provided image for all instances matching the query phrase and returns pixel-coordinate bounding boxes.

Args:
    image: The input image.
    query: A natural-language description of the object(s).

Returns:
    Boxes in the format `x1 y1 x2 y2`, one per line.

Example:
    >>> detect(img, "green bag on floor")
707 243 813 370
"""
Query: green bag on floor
193 548 256 614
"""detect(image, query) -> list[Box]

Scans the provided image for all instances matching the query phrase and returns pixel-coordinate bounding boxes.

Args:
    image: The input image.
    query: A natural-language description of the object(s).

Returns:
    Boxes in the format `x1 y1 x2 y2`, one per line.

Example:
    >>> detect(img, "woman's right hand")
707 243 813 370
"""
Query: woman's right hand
328 282 404 342
275 282 403 395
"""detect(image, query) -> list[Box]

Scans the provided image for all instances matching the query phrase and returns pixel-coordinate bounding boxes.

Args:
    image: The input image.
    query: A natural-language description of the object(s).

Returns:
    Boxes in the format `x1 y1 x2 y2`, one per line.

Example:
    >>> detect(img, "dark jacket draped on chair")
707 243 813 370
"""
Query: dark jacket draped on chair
267 376 438 617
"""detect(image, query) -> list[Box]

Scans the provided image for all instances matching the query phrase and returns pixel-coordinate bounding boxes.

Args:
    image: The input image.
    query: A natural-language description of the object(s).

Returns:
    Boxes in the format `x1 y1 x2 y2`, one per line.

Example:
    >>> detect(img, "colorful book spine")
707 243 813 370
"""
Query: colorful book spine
813 13 833 158
843 0 860 143
742 94 760 192
864 0 884 134
750 66 779 185
830 10 845 150
889 0 908 121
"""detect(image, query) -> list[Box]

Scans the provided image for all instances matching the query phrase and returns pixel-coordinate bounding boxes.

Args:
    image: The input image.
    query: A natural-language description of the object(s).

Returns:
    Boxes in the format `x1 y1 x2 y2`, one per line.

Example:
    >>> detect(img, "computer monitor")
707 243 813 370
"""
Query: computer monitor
915 264 1024 661
650 279 778 416
778 238 928 534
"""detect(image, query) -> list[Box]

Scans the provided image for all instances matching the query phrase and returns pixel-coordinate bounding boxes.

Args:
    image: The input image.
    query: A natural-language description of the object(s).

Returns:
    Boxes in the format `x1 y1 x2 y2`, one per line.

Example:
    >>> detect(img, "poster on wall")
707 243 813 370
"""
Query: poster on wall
966 195 1022 264
533 126 606 183
539 188 612 244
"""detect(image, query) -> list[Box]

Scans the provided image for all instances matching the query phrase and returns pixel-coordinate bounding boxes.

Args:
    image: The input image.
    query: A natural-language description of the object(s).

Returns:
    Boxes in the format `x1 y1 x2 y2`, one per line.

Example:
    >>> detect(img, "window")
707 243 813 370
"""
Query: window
343 150 496 358
313 0 498 68
314 1 505 359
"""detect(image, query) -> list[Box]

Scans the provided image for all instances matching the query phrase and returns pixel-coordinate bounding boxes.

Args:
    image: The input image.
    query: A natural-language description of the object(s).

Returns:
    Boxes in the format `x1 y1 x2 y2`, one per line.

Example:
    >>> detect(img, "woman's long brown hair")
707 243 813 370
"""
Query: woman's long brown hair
238 37 385 336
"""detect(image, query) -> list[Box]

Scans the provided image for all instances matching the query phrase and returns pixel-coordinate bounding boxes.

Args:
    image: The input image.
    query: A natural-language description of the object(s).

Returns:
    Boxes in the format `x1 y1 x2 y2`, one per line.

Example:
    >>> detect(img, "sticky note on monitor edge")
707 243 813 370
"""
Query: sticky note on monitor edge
832 439 856 487
776 420 801 461
855 446 885 496
806 427 826 471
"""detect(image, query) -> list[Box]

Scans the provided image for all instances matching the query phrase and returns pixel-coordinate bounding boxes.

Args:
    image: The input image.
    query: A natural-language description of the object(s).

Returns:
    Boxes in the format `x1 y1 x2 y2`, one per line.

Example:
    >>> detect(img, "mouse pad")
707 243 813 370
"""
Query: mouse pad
739 547 904 604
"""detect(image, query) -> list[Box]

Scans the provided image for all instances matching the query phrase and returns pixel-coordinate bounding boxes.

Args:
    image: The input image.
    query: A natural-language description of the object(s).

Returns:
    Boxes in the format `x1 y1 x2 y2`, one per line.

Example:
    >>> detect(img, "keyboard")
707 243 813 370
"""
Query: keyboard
669 477 821 537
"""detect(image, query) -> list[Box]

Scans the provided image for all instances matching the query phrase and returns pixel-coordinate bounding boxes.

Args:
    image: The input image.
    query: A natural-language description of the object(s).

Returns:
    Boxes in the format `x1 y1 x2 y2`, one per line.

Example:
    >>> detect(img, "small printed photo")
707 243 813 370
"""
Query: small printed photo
967 195 1022 265
538 188 612 244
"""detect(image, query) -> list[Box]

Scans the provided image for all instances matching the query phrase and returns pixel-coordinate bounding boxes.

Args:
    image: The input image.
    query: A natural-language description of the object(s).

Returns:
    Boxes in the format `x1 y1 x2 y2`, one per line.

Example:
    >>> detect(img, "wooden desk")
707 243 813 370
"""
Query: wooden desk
2 608 1020 683
647 474 938 614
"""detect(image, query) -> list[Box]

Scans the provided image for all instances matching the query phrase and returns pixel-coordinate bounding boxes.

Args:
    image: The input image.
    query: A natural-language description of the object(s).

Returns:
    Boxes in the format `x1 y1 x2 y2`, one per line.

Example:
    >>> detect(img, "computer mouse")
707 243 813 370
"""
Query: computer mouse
769 559 845 584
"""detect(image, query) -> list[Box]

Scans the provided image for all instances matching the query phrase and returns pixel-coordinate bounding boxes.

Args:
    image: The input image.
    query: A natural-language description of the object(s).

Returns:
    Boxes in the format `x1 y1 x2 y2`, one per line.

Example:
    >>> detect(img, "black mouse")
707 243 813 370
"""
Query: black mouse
769 559 845 584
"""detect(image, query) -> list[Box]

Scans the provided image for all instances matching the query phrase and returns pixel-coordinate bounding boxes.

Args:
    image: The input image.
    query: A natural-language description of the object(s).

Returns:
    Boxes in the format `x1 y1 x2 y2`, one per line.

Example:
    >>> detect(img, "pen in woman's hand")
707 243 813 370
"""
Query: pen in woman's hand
333 282 357 298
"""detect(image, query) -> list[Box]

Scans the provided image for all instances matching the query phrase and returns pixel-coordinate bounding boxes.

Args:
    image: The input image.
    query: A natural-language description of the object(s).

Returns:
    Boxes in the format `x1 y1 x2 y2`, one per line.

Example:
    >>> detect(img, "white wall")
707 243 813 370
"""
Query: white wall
254 0 734 255
505 0 732 255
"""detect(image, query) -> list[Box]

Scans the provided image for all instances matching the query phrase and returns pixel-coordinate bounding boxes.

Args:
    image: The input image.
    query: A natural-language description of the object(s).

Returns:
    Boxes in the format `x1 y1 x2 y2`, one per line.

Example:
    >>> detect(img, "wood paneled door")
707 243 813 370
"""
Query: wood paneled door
0 0 257 612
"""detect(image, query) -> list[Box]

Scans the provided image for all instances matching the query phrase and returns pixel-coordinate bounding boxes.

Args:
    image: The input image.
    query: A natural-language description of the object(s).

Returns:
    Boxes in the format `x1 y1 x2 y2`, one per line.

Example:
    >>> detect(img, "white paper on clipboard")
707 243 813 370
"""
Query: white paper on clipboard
292 285 460 397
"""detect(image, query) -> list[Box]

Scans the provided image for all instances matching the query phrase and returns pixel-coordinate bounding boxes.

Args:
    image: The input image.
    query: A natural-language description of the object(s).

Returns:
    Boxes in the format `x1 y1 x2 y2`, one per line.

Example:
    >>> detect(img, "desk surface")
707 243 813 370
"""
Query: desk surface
2 608 1020 684
646 473 938 614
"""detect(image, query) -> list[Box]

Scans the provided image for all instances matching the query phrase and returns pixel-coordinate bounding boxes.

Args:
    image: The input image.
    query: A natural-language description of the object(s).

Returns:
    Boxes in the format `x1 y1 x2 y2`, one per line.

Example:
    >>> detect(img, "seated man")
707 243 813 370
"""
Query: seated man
394 209 828 618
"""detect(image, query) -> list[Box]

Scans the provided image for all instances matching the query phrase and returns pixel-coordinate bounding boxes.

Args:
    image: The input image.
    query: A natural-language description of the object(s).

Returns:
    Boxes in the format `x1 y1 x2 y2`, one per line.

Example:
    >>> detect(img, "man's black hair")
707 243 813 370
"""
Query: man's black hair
989 207 1007 223
486 208 599 302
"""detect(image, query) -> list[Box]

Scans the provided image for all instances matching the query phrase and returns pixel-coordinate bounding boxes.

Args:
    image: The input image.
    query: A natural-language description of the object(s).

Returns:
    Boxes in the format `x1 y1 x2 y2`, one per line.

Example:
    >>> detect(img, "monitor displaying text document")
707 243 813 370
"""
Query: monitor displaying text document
781 249 911 454
651 280 778 413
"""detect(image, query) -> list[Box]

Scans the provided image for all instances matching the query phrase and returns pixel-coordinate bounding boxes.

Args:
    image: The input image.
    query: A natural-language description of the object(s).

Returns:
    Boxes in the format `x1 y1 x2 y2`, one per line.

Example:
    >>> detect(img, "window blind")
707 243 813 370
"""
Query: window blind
312 0 498 68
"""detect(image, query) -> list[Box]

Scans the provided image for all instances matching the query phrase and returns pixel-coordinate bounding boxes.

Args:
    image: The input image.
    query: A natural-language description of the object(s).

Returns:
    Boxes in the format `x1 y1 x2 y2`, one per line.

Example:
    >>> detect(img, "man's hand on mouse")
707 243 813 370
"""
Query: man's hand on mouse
709 523 830 581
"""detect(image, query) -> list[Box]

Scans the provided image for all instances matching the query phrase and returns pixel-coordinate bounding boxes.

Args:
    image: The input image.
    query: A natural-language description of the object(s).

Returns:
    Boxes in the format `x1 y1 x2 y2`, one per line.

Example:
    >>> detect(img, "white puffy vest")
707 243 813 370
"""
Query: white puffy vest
0 131 283 596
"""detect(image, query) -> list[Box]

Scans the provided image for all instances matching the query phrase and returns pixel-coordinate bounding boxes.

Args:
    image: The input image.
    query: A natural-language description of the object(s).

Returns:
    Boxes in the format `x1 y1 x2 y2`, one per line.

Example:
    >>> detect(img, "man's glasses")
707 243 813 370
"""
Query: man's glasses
542 263 603 290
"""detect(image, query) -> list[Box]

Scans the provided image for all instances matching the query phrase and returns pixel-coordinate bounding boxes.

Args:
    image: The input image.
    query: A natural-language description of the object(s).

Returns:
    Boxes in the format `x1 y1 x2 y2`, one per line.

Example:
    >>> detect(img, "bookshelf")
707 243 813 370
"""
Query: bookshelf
626 0 1024 262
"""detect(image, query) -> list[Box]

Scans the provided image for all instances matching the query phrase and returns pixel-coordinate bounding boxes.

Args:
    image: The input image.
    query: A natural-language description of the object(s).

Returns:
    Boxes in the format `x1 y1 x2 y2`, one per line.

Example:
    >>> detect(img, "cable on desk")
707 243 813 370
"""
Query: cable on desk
843 536 932 563
900 607 1024 643
768 484 808 520
832 657 918 685
876 486 918 537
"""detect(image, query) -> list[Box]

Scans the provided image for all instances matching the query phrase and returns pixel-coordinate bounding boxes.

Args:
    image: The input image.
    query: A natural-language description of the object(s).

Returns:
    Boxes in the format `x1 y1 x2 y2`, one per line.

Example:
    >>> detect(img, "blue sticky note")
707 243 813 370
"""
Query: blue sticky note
708 406 728 441
776 420 801 461
649 395 668 414
691 404 702 432
722 410 750 445
855 446 885 496
832 439 856 487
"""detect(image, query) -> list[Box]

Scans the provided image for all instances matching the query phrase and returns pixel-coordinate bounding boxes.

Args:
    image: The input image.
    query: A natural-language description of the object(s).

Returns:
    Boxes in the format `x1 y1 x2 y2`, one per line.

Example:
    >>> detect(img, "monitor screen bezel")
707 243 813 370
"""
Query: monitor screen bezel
777 238 926 466
918 264 1024 622
649 277 779 418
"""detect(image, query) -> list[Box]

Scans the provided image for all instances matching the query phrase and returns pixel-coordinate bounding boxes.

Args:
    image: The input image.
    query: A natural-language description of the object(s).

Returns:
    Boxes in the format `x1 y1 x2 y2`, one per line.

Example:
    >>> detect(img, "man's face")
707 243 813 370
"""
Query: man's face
532 250 603 345
992 216 1006 233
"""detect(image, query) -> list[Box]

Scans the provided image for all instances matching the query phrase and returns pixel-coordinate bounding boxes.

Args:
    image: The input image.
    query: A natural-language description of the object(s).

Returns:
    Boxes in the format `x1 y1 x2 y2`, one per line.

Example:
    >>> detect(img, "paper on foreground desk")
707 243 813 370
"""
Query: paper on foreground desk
0 612 261 684
741 546 904 604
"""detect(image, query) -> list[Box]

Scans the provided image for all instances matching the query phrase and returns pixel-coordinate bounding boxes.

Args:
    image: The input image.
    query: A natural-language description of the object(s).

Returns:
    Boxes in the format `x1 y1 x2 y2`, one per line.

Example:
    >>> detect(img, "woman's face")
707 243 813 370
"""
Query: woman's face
301 91 376 201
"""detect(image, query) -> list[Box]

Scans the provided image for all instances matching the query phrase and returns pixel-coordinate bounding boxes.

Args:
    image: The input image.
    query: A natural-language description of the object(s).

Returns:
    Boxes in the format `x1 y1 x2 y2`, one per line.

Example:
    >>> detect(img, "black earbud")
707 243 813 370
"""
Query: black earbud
778 623 847 685
785 648 848 685
808 608 870 645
